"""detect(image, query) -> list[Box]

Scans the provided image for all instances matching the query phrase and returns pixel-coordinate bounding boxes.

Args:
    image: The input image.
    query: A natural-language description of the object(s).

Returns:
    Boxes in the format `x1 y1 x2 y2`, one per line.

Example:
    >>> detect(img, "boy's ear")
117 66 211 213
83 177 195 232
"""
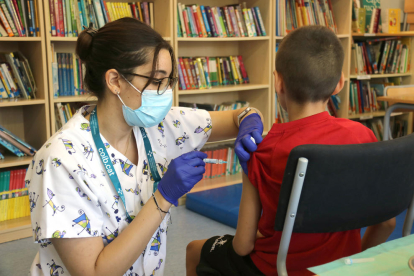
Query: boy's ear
332 72 345 96
275 71 284 95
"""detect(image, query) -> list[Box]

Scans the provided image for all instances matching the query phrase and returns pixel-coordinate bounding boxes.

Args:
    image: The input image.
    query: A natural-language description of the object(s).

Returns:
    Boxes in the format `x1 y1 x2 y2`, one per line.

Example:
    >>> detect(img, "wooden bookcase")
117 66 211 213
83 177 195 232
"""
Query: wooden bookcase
272 0 414 134
174 0 273 195
44 0 174 134
0 0 49 243
3 0 414 243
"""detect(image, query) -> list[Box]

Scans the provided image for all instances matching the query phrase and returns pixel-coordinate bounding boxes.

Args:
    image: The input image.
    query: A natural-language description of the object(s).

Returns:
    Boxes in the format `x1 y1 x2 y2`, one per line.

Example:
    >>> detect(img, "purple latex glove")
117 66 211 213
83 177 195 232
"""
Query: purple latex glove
234 113 263 174
158 151 207 206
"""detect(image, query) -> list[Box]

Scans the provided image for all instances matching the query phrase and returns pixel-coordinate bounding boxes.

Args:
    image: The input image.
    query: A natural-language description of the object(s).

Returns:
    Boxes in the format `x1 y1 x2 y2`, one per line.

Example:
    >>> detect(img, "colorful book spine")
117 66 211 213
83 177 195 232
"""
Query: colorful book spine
200 5 211 37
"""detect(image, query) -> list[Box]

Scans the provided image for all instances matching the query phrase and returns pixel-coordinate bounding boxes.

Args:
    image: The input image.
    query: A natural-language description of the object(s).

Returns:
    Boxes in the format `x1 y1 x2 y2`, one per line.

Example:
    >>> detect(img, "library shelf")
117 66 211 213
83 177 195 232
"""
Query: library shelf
0 156 32 169
348 111 407 120
178 84 269 95
0 99 46 107
0 216 32 243
53 95 98 103
0 37 42 42
350 73 412 79
189 173 242 194
177 36 270 42
352 32 414 37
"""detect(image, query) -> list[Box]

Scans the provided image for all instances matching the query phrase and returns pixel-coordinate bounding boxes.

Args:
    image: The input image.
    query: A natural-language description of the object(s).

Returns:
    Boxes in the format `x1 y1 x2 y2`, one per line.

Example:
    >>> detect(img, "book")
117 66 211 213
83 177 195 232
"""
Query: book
387 9 400 33
177 3 266 38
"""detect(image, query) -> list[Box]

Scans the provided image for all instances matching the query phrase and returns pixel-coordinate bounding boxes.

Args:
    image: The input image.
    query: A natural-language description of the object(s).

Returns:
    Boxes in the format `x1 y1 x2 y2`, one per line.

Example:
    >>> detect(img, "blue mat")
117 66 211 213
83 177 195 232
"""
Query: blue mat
186 184 242 229
186 184 413 241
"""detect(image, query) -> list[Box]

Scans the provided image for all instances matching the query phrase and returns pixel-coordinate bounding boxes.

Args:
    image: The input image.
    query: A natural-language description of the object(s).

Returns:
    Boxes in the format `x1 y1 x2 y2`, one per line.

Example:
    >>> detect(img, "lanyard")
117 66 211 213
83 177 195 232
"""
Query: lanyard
139 127 162 193
90 108 134 223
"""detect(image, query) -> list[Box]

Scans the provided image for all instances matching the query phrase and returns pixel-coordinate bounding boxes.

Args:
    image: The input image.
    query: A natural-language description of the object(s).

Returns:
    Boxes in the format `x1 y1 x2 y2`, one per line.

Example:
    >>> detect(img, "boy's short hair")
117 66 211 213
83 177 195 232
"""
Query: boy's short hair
276 26 344 103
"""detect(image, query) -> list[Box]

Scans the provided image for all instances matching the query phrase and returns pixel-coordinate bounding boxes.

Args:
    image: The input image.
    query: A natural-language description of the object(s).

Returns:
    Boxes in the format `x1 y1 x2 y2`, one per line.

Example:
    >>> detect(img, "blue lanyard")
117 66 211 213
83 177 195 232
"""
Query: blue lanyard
90 108 134 223
139 127 162 193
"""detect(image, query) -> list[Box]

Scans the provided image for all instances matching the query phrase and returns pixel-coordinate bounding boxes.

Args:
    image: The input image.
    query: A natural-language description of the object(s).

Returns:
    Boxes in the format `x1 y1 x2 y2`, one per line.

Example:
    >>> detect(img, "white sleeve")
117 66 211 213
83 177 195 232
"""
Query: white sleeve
27 146 104 242
164 107 211 155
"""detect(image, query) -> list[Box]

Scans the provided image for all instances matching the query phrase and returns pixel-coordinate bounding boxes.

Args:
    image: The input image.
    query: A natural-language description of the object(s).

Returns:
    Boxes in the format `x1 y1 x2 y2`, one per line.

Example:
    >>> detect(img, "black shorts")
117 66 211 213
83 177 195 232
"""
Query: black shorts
196 234 265 276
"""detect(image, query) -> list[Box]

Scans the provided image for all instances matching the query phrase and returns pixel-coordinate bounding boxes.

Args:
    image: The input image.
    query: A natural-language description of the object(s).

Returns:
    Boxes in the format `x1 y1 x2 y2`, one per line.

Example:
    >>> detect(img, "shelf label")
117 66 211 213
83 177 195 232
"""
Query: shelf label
359 115 373 120
364 33 376 37
357 75 371 80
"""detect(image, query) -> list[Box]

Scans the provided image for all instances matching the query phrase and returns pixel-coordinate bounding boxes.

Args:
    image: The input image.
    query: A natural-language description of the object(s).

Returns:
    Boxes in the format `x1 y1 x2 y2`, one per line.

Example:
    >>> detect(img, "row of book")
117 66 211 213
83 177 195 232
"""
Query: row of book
178 56 249 90
55 102 77 130
0 124 36 159
180 100 249 112
351 38 411 75
0 0 39 37
0 168 29 222
201 147 241 179
52 50 87 97
276 0 338 36
49 0 154 37
349 80 385 115
177 3 266 38
360 116 408 142
0 52 36 99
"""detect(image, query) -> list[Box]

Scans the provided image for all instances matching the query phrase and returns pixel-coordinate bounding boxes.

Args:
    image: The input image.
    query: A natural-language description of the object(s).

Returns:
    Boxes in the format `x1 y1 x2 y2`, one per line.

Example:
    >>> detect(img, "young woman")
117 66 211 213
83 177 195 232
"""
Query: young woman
27 18 263 276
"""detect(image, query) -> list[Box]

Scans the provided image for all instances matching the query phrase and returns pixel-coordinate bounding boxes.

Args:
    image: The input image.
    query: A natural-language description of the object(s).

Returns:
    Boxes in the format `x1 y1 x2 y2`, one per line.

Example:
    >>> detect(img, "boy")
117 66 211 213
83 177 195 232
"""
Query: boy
186 26 396 276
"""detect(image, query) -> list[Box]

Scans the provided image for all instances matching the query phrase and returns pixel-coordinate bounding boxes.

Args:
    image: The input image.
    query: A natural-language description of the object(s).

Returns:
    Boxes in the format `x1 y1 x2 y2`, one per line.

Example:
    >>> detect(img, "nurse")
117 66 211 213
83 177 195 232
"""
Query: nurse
27 18 263 276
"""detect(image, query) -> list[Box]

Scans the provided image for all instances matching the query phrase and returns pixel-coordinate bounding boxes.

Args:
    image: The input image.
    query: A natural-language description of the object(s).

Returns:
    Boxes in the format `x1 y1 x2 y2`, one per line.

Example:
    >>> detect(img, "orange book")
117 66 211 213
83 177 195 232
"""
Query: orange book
211 149 218 178
196 5 208 37
183 58 196 89
0 6 14 36
222 148 228 176
206 150 213 178
217 149 223 177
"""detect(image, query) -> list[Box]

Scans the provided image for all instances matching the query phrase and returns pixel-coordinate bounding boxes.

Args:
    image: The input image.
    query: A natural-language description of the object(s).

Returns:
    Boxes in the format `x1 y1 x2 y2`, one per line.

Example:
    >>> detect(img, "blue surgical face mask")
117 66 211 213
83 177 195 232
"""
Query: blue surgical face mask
117 76 173 128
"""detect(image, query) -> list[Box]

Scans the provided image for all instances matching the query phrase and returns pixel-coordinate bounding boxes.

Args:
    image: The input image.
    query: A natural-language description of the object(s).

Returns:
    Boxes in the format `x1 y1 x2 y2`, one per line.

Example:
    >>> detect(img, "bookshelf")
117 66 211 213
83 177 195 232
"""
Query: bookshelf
0 0 49 243
173 0 273 132
272 0 414 136
44 0 174 134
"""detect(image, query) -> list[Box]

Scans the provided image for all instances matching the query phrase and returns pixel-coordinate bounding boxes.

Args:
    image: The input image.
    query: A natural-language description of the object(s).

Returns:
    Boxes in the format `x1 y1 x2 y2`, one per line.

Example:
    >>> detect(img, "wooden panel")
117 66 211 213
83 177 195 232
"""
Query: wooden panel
23 105 48 149
331 0 352 35
0 106 25 139
405 1 414 13
179 88 271 131
0 156 32 168
0 216 32 243
189 173 242 193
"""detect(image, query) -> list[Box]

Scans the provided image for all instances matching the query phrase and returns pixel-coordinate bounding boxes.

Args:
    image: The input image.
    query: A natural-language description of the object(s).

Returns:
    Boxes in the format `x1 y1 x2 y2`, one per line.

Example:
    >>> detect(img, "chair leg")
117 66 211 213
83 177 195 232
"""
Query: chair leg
403 193 414 237
277 158 308 276
383 104 414 141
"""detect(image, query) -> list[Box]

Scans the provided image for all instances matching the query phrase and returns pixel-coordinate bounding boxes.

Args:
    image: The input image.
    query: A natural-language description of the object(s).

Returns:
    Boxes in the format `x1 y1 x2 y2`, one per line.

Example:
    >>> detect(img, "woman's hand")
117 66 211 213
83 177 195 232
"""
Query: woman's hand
157 151 207 206
234 113 263 174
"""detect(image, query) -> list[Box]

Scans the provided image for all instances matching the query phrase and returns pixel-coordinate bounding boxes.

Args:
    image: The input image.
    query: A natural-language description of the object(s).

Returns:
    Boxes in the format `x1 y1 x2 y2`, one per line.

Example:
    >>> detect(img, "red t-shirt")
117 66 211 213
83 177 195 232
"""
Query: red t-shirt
248 112 378 276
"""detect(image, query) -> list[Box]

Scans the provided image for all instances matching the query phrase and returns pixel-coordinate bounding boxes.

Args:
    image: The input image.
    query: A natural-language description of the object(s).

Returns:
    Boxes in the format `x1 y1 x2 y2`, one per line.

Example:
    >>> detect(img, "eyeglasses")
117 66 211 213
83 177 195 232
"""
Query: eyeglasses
126 73 178 95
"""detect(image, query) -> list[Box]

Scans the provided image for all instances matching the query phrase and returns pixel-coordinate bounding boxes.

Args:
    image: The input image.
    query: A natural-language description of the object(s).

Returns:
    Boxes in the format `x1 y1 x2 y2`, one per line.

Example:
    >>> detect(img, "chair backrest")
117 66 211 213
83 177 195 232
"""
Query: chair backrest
274 133 414 233
384 84 414 97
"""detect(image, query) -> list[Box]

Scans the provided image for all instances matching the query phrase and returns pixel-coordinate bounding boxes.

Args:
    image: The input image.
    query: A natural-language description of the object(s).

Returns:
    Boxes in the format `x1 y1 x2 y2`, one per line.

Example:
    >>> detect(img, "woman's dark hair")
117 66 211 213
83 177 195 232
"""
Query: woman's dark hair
76 18 176 99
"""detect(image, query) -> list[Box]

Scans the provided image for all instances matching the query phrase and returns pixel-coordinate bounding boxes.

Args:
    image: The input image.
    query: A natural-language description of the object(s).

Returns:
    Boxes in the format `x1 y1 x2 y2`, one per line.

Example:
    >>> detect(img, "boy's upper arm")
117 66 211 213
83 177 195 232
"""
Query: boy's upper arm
233 172 262 256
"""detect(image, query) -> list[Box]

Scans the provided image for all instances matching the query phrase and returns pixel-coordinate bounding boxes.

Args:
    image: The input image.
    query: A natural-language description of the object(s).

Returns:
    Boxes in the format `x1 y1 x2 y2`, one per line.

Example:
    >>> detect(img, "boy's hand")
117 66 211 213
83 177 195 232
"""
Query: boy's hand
234 113 263 174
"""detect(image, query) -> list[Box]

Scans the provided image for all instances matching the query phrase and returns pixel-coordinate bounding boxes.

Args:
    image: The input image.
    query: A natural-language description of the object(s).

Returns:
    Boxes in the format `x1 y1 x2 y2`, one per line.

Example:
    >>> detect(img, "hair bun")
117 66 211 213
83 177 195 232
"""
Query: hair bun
76 30 94 61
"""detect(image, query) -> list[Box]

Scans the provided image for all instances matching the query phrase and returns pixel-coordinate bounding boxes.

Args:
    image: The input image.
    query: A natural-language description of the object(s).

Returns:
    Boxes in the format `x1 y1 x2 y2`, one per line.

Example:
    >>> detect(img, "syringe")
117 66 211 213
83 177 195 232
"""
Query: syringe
203 159 227 164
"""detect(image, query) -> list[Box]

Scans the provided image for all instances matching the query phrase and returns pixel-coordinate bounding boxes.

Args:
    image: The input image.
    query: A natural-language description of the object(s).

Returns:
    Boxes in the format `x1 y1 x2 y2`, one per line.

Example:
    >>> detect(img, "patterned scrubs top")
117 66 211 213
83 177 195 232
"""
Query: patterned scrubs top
26 105 211 276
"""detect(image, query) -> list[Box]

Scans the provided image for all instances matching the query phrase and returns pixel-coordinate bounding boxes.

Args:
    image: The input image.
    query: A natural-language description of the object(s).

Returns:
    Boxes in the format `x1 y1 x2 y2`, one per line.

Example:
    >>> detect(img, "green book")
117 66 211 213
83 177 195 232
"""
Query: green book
208 57 218 86
177 8 182 37
361 0 381 33
0 172 4 193
218 9 227 37
357 8 366 34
